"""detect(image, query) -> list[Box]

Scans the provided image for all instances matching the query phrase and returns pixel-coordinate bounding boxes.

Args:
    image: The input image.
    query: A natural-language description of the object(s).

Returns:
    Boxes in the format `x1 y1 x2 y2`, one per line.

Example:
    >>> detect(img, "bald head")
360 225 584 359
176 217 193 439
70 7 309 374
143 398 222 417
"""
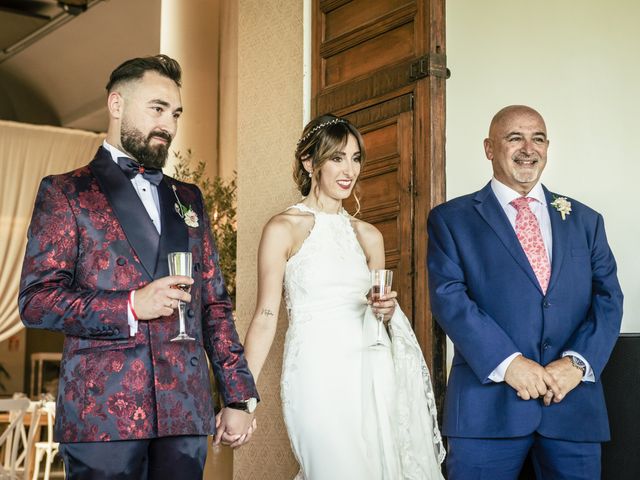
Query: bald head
488 105 547 139
484 105 549 195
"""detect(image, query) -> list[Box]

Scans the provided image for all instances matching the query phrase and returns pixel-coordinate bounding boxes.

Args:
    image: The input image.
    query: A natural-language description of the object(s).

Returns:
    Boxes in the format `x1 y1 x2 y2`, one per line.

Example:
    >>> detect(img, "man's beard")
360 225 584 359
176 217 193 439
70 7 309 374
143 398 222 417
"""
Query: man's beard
121 121 172 169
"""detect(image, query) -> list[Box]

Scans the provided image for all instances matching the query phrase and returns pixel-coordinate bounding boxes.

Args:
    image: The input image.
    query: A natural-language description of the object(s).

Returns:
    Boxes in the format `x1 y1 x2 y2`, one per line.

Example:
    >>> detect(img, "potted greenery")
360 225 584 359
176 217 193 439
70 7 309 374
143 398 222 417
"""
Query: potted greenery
172 150 237 305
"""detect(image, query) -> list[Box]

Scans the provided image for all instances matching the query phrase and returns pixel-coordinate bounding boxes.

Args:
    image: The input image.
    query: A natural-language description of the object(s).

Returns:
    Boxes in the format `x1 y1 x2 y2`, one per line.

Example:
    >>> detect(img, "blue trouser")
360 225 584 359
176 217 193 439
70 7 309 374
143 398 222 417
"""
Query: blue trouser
447 433 601 480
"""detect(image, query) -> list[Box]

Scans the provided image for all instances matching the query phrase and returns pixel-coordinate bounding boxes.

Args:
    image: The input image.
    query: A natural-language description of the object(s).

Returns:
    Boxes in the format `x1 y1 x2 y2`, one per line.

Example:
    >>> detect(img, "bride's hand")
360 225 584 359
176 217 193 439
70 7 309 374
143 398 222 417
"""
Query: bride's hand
369 290 398 323
214 408 256 448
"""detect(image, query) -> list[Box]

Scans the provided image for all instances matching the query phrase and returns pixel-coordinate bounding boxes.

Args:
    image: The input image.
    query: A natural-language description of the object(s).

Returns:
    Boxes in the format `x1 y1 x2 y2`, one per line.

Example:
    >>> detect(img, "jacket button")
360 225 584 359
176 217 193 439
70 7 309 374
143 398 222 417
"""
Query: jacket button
543 300 551 308
116 257 126 266
190 356 198 366
542 341 551 350
187 309 195 318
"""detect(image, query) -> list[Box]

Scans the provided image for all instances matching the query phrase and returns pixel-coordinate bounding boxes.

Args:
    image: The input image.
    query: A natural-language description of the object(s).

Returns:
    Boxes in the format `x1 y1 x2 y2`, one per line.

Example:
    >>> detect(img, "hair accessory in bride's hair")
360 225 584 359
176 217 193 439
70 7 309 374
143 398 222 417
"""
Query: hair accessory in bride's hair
297 118 347 146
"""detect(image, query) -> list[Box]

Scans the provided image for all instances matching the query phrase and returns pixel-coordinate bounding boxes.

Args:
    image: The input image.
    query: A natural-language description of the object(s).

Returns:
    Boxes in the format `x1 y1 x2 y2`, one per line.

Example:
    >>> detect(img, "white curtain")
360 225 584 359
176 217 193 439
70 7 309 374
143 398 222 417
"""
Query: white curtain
0 120 104 342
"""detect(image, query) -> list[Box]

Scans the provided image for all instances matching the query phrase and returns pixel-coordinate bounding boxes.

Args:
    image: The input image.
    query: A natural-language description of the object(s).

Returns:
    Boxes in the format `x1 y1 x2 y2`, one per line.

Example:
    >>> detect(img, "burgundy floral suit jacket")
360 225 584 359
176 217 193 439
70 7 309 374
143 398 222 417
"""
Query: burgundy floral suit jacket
19 147 258 443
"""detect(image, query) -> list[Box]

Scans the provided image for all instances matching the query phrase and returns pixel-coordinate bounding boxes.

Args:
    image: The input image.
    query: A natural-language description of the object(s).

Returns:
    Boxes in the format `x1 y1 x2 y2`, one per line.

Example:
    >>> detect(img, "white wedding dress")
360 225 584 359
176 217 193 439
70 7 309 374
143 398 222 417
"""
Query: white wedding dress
281 204 445 480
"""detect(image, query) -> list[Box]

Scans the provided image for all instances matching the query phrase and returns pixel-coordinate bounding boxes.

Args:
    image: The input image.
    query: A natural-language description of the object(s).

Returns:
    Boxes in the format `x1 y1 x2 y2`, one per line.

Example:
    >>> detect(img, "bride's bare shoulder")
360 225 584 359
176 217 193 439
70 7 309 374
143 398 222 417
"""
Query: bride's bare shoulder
262 207 315 242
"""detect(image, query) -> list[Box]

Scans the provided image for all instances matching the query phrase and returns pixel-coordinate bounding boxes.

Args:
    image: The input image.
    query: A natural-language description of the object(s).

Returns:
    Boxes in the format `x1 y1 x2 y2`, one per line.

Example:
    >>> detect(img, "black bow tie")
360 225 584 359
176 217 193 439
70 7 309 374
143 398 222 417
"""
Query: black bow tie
117 157 163 186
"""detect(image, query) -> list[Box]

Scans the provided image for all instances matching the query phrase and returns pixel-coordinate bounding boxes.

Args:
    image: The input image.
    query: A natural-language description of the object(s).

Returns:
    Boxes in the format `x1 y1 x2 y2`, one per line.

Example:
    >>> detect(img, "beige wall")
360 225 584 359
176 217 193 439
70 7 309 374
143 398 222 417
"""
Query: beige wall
234 0 303 478
447 1 640 333
160 0 238 181
161 0 221 178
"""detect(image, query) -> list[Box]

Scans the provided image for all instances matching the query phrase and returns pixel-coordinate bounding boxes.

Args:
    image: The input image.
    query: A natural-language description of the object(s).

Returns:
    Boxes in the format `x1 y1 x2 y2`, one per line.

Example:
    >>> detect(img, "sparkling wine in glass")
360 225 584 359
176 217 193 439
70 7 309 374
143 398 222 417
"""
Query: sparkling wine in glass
168 252 195 342
370 269 393 347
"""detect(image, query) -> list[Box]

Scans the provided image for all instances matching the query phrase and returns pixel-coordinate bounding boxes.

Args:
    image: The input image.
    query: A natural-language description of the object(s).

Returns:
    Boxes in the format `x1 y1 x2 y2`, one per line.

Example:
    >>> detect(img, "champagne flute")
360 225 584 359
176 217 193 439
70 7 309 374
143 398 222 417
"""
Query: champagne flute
168 252 195 342
370 269 393 347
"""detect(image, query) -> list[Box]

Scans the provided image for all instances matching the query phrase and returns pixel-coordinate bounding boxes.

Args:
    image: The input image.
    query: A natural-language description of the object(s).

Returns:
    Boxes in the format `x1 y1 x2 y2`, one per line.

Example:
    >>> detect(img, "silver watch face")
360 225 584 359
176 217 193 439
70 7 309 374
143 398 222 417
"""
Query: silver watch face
246 397 257 413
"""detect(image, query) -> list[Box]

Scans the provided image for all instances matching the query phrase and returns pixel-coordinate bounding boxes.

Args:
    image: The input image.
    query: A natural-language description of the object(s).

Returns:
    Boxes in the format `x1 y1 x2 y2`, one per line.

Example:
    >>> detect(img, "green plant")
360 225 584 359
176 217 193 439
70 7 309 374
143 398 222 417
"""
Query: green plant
172 150 237 305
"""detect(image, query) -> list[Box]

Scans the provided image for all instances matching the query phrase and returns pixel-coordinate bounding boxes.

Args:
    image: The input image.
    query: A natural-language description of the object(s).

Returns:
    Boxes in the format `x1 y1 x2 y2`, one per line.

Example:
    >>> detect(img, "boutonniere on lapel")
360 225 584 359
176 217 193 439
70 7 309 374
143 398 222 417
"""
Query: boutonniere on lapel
551 195 572 220
172 185 199 228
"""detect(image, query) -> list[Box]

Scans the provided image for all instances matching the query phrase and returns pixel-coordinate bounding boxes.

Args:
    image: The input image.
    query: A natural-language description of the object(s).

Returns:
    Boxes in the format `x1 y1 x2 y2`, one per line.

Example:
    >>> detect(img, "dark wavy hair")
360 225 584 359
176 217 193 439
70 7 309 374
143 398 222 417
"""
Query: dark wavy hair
293 114 366 209
106 54 182 92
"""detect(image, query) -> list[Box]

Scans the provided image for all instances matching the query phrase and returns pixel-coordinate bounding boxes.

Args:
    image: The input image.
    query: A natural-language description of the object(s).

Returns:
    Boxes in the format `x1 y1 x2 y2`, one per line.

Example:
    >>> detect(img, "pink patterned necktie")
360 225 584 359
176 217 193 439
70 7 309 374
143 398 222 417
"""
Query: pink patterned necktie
510 197 550 293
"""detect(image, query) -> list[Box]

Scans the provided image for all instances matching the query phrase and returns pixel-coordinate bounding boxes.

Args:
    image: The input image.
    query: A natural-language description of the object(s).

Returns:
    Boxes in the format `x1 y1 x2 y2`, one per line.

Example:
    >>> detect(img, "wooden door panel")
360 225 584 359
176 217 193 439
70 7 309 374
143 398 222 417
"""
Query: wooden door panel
362 122 398 159
374 217 399 252
324 0 414 40
357 171 399 209
323 21 416 88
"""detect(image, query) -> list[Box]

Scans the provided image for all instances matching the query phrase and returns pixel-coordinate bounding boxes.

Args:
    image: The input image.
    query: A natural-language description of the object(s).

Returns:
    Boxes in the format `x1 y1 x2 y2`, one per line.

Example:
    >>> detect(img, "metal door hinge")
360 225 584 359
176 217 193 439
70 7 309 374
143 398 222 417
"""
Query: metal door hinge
409 54 450 80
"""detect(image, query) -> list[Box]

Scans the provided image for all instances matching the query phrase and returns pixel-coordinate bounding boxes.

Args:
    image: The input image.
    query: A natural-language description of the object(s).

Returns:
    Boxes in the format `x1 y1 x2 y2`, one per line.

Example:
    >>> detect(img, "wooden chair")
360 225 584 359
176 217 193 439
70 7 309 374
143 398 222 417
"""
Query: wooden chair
0 397 31 479
29 354 62 399
13 399 43 480
31 402 59 480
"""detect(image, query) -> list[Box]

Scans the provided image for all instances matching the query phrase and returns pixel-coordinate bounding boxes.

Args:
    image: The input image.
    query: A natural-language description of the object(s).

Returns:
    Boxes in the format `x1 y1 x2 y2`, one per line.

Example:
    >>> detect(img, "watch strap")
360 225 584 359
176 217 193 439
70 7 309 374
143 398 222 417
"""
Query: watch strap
226 397 257 413
569 355 586 374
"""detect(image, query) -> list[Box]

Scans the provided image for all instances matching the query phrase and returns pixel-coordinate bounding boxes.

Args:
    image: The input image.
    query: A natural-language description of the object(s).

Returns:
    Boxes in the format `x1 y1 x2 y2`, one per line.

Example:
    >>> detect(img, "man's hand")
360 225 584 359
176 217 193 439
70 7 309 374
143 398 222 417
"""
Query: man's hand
213 408 256 449
504 356 560 400
542 357 583 406
133 276 193 320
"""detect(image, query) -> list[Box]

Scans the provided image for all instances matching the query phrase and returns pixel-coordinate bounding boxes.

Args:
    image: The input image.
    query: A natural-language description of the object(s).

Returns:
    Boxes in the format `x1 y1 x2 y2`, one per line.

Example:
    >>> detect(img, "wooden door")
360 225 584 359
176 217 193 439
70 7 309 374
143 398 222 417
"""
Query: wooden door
312 0 448 402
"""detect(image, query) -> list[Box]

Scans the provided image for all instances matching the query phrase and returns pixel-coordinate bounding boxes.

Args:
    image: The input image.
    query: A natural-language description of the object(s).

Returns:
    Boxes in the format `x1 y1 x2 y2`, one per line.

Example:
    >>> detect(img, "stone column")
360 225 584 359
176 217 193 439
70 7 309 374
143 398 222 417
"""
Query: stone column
161 0 220 178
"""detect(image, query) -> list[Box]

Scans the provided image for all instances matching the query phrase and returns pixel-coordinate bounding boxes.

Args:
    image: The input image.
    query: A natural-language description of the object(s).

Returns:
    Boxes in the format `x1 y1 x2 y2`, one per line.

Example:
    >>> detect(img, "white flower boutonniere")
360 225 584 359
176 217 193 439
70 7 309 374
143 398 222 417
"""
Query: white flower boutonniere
172 185 199 228
551 195 572 220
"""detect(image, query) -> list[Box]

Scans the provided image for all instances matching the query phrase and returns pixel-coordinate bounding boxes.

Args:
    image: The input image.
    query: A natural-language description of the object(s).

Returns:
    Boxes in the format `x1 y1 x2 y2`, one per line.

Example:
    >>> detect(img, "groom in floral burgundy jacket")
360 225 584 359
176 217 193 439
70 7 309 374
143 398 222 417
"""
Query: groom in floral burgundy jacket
19 55 258 479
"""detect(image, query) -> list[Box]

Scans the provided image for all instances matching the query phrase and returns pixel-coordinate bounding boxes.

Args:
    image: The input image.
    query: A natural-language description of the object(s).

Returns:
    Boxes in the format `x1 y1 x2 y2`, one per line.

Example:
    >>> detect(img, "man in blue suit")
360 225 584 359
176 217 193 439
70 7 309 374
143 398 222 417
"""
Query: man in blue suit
427 105 623 479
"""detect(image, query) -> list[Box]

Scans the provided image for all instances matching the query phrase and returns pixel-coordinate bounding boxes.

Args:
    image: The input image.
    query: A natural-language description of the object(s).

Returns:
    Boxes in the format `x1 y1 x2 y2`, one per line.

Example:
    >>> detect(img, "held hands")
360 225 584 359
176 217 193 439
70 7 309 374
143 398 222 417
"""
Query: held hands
542 357 583 406
133 276 193 320
213 408 257 449
504 356 582 406
368 290 398 323
504 356 560 401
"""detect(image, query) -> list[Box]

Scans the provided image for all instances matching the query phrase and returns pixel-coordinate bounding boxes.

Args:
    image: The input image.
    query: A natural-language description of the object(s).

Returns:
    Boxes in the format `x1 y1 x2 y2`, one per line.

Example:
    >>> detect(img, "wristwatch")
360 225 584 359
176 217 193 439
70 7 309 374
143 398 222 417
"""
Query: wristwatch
226 397 257 414
568 355 586 375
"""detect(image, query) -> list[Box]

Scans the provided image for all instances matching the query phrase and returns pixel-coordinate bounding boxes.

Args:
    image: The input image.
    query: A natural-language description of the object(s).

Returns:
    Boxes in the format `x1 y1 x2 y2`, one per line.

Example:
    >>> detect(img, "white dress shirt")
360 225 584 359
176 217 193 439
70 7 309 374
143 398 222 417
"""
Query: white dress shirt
103 141 162 233
487 178 593 383
103 141 163 336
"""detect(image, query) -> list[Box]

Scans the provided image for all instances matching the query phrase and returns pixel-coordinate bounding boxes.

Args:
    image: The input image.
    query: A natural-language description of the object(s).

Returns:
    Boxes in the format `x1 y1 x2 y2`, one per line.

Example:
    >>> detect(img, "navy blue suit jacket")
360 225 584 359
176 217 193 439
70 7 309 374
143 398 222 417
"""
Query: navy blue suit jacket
427 182 623 442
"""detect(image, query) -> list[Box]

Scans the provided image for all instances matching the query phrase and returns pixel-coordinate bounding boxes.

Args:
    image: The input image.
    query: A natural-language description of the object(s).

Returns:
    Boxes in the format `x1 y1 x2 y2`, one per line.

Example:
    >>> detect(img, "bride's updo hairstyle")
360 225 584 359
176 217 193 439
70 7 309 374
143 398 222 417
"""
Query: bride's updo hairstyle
294 114 366 202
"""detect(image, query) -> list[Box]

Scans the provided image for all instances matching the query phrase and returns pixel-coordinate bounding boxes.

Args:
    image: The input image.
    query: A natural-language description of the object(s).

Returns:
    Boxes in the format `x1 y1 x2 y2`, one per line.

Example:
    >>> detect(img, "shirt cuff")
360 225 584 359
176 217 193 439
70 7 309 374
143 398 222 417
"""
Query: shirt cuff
562 351 595 382
488 352 522 382
127 290 138 337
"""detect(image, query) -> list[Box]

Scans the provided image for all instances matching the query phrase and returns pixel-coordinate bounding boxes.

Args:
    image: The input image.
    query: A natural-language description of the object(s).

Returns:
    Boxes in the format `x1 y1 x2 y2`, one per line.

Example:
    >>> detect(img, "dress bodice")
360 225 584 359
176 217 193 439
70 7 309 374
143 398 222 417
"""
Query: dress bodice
283 203 370 317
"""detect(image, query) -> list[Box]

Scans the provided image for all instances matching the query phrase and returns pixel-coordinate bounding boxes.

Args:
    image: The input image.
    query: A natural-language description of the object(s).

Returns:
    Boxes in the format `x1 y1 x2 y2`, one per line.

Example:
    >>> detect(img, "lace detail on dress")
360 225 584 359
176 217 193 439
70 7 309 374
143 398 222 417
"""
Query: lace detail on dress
387 306 446 473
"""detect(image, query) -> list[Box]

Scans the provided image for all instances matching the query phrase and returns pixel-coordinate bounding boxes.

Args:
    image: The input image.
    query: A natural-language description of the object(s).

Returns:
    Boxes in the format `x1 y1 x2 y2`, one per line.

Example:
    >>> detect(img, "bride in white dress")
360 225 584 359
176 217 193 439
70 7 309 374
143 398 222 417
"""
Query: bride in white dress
243 115 445 479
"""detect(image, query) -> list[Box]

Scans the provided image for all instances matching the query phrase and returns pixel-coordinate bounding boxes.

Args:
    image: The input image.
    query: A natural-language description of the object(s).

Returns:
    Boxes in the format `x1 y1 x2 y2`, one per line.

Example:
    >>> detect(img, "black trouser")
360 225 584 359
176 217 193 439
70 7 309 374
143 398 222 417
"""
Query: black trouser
60 435 208 480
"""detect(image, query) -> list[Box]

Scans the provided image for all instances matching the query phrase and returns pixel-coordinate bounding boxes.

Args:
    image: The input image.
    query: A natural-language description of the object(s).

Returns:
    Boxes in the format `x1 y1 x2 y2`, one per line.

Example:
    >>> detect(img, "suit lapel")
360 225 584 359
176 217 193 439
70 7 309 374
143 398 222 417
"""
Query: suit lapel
156 179 190 278
473 182 544 293
89 148 159 280
545 186 568 294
